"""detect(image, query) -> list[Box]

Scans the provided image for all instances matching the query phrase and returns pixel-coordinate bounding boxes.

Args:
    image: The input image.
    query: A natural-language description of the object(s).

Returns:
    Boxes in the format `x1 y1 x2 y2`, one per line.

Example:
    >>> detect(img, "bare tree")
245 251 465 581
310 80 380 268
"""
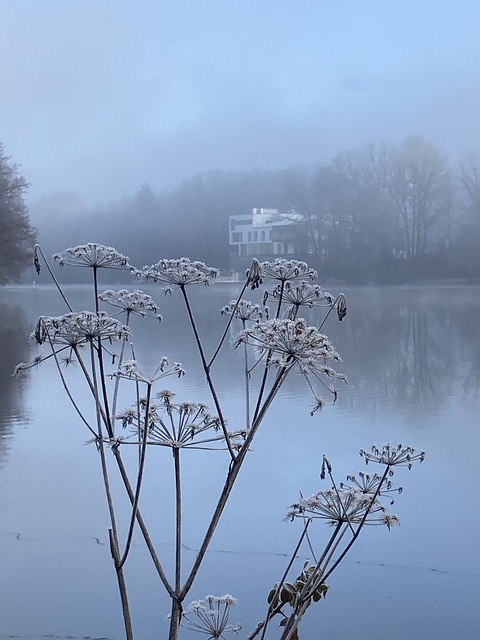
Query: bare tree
389 136 452 259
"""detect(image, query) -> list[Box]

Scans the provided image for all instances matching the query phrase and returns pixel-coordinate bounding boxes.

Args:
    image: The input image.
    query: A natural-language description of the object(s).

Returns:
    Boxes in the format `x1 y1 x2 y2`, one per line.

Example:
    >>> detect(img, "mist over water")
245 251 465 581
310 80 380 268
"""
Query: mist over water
0 284 478 639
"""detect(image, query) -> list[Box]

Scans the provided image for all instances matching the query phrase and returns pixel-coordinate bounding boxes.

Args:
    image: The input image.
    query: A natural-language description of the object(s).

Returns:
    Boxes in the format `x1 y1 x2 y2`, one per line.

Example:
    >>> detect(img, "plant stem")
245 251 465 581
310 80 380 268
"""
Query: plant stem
208 278 249 368
90 341 133 640
180 285 235 460
180 365 290 599
34 244 73 311
174 447 182 592
168 598 183 640
112 449 174 596
117 383 153 569
93 266 114 437
321 465 391 583
259 519 312 640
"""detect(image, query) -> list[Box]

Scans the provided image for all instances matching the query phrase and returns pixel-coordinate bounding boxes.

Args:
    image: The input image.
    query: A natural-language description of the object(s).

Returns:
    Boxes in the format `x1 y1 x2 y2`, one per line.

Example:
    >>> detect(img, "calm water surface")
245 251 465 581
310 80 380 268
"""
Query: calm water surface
0 283 479 640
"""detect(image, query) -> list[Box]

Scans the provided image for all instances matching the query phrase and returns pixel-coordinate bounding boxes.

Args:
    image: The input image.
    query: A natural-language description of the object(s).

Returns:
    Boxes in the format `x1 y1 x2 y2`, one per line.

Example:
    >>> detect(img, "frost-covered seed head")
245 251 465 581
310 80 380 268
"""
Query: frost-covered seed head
99 289 162 321
132 257 220 289
272 281 333 309
53 243 130 269
115 394 244 451
246 258 263 289
285 488 396 528
33 312 130 346
261 259 318 283
236 317 344 387
220 299 269 321
359 444 426 469
181 594 241 638
111 359 185 384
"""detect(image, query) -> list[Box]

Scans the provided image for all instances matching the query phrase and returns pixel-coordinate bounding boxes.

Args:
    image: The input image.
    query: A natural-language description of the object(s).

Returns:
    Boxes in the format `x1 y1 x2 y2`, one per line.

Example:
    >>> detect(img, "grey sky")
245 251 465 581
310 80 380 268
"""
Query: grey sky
1 0 479 205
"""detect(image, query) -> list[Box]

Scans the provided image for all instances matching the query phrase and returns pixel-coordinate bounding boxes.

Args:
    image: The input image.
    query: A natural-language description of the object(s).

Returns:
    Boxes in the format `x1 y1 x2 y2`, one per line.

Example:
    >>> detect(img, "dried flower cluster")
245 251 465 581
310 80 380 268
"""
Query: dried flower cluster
235 317 345 392
340 472 403 504
33 311 130 347
220 299 269 322
260 258 318 283
360 444 426 469
286 443 425 530
112 359 185 384
181 595 242 638
285 488 399 529
133 258 220 289
53 243 130 269
99 289 162 321
116 391 244 450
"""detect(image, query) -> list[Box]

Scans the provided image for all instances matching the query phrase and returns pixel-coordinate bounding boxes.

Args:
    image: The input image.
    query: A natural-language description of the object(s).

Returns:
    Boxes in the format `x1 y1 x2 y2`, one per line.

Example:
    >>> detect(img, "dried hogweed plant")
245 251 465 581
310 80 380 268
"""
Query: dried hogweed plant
249 444 425 640
17 247 424 640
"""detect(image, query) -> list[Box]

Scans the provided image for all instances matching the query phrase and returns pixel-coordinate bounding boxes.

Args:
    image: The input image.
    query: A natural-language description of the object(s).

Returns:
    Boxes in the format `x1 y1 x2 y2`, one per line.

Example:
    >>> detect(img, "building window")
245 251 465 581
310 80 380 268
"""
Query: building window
253 231 258 242
247 231 252 242
287 243 295 254
275 243 283 254
268 229 272 241
261 230 265 241
231 232 242 243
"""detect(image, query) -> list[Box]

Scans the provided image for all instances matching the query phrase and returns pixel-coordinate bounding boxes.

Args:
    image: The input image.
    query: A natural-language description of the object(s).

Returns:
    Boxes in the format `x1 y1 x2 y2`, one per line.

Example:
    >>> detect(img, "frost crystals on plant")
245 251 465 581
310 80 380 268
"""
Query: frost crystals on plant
180 595 242 639
133 257 220 290
99 289 162 321
53 243 130 269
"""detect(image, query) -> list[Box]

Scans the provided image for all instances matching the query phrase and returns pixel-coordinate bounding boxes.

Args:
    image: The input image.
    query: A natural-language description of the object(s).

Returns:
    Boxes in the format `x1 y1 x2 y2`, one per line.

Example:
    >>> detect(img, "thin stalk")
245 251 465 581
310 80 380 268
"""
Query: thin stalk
318 294 342 331
321 464 391 583
90 341 133 640
117 383 153 569
173 447 182 593
111 309 131 423
34 244 73 311
208 278 250 368
112 449 174 597
259 519 312 640
251 281 286 425
319 523 349 573
279 522 343 640
46 336 97 438
242 319 251 430
180 286 235 460
92 266 113 437
109 529 134 640
73 345 110 429
180 365 290 599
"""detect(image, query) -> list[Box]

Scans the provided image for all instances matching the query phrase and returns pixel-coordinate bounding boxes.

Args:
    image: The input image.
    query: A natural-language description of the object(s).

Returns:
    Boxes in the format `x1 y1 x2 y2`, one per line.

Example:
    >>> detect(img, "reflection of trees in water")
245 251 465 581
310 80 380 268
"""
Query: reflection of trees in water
453 294 480 395
0 302 31 463
309 287 480 413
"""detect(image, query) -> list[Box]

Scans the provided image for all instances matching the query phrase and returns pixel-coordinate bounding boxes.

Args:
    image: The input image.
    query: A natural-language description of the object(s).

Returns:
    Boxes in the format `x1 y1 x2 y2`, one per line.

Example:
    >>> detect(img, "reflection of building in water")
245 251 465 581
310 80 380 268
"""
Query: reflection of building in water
229 208 309 270
0 303 31 465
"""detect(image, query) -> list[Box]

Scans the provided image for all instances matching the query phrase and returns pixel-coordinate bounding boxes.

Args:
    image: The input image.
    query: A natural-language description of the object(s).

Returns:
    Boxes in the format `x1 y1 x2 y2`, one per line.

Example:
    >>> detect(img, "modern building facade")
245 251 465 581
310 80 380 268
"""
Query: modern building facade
229 208 308 269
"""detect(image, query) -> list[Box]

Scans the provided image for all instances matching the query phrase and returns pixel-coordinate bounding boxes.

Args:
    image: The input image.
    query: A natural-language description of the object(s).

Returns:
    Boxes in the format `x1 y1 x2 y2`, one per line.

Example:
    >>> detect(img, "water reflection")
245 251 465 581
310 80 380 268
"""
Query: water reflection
0 299 31 463
311 286 480 416
0 285 479 639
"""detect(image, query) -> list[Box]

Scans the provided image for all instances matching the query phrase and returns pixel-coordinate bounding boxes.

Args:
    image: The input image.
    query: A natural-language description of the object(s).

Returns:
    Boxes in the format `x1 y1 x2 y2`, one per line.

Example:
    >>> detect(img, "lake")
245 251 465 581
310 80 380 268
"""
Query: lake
0 282 479 640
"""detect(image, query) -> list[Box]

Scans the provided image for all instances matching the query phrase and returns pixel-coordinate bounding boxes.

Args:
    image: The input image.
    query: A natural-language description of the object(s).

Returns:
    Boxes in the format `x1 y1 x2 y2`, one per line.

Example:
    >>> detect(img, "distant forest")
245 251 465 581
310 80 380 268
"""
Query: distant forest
31 135 480 284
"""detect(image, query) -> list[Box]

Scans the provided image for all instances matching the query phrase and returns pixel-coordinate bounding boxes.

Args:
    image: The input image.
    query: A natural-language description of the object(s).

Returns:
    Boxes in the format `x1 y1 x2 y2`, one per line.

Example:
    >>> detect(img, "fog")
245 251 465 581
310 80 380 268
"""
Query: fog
2 0 480 206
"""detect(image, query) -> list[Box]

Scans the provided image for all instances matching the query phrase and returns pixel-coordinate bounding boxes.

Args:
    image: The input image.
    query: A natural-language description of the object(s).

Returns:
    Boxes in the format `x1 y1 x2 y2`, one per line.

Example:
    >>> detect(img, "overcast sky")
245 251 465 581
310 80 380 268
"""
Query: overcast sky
1 0 479 206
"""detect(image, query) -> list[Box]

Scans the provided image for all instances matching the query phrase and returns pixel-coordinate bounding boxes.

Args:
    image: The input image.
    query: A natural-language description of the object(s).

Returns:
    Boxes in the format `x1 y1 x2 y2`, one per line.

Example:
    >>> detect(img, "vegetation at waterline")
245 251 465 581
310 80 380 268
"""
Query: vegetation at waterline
15 244 426 639
0 144 36 283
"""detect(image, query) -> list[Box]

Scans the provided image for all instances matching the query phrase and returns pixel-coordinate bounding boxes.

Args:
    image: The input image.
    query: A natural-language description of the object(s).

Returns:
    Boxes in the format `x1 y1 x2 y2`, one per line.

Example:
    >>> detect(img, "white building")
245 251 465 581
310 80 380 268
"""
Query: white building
229 208 307 260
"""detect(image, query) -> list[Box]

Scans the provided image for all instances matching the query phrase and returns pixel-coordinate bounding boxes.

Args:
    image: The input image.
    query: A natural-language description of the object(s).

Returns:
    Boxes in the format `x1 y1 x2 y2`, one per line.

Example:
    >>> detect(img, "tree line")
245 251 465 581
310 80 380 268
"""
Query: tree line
2 135 480 283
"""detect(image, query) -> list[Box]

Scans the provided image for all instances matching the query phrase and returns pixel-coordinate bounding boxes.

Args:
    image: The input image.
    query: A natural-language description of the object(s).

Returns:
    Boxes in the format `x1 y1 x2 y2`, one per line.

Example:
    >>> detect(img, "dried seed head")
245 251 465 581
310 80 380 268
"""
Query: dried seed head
336 293 347 321
246 258 263 289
